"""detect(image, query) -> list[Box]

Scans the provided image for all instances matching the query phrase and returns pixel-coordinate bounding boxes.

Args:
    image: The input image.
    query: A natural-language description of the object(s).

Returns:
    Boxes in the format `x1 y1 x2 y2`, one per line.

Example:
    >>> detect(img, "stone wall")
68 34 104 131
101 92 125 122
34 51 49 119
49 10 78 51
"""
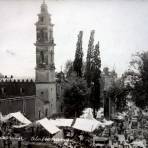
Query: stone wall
0 79 35 98
0 96 35 121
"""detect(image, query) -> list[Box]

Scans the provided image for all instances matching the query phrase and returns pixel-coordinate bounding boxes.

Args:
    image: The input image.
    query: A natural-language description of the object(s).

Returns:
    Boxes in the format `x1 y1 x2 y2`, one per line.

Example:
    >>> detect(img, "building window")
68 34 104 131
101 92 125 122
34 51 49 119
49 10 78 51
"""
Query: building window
41 91 44 95
1 88 4 94
61 105 63 112
40 16 44 22
38 110 41 119
1 87 6 95
45 109 48 117
20 88 24 94
3 88 6 93
23 100 26 113
40 51 44 64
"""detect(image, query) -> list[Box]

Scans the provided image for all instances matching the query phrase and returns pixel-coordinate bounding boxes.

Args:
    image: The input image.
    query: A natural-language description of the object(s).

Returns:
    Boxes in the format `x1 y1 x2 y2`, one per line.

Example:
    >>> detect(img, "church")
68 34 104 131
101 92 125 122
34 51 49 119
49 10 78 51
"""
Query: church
0 1 117 121
0 2 64 120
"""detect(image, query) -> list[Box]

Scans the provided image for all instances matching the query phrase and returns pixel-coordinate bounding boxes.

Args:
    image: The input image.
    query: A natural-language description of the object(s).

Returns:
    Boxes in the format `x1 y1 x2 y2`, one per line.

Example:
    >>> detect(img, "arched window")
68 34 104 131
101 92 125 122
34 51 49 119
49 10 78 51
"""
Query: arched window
40 16 44 22
40 51 44 64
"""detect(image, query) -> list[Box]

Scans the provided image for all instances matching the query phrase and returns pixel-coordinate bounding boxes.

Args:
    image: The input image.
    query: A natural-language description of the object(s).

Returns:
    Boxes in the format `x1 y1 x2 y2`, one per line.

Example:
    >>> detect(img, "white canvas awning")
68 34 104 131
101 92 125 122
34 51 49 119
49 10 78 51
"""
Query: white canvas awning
36 118 60 135
80 108 94 120
102 119 113 126
132 141 146 148
13 123 31 128
72 118 103 132
2 112 31 125
102 119 114 126
50 119 73 127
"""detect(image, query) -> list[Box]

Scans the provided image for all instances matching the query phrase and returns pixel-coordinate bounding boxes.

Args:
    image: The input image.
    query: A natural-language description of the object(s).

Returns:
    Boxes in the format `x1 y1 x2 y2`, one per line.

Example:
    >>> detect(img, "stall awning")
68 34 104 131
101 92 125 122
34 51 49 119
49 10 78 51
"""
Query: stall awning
36 118 60 135
72 118 103 132
13 123 31 128
2 112 31 124
55 119 73 127
102 119 113 126
132 141 146 148
49 119 73 127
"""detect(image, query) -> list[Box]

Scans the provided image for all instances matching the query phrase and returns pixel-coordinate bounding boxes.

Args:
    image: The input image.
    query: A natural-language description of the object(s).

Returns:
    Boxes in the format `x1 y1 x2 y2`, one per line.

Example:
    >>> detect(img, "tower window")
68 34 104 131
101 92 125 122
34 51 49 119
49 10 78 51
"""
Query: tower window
41 91 44 95
40 51 44 64
40 16 44 22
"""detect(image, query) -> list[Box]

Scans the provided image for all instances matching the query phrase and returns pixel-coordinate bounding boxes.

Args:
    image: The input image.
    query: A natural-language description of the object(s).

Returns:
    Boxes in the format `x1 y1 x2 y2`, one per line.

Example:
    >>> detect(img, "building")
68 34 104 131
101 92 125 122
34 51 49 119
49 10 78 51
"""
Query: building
0 78 36 120
102 67 117 119
0 2 117 120
0 2 63 120
35 1 57 119
102 67 117 91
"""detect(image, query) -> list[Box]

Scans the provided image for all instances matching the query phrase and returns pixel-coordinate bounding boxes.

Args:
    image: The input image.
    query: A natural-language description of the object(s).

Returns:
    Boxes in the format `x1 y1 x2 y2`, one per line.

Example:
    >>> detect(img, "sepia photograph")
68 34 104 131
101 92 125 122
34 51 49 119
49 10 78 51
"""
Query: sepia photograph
0 0 148 147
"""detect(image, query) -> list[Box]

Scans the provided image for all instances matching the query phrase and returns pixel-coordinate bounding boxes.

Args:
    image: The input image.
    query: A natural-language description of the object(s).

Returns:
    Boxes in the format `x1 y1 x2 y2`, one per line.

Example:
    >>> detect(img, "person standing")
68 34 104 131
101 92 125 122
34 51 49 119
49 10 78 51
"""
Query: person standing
18 137 22 148
3 138 6 148
7 136 12 148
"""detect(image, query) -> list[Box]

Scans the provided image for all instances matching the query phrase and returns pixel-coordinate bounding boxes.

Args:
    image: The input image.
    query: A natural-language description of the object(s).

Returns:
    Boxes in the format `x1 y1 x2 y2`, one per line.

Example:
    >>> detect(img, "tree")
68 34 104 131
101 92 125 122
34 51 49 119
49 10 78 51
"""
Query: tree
64 60 73 78
73 31 83 77
90 41 101 117
107 77 128 112
63 74 88 118
126 51 148 108
85 30 95 87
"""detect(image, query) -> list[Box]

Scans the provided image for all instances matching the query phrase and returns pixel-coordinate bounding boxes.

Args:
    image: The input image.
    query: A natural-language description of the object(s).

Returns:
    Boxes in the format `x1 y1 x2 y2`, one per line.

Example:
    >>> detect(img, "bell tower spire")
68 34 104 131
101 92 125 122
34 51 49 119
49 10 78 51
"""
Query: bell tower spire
35 2 57 119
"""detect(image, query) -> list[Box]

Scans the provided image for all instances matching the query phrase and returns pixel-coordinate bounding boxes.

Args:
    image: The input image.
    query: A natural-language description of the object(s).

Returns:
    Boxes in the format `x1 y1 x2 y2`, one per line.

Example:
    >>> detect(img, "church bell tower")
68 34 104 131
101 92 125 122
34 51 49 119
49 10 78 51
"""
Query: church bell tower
35 1 57 118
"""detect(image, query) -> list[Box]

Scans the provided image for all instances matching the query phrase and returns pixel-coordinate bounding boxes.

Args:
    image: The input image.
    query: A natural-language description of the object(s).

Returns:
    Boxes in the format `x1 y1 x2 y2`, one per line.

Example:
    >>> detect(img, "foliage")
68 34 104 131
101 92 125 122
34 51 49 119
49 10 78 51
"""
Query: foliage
73 31 83 77
107 78 128 112
90 42 102 116
126 51 148 108
64 60 73 78
63 30 102 118
85 30 95 87
63 74 88 118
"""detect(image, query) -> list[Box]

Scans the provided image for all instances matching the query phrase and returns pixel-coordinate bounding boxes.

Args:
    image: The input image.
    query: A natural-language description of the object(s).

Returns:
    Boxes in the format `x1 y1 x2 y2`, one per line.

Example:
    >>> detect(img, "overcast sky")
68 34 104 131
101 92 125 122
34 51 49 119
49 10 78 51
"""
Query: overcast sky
0 0 148 78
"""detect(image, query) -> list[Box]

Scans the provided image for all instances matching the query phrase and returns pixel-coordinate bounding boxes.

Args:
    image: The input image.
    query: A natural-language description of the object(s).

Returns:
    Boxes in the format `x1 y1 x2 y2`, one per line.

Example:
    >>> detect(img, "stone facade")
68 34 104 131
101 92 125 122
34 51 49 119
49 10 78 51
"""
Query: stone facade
0 79 35 98
35 2 57 119
0 79 36 120
56 72 65 114
0 2 59 120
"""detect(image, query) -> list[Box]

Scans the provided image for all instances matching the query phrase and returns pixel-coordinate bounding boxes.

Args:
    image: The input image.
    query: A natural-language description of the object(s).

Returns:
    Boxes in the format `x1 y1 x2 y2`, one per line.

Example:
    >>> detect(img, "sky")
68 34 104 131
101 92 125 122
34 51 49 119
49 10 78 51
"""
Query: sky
0 0 148 78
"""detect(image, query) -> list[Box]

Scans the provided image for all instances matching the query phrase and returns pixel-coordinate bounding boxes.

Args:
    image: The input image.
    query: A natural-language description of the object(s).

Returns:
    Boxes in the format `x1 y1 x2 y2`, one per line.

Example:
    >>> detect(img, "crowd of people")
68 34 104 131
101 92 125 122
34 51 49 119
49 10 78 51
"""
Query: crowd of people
0 106 147 148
